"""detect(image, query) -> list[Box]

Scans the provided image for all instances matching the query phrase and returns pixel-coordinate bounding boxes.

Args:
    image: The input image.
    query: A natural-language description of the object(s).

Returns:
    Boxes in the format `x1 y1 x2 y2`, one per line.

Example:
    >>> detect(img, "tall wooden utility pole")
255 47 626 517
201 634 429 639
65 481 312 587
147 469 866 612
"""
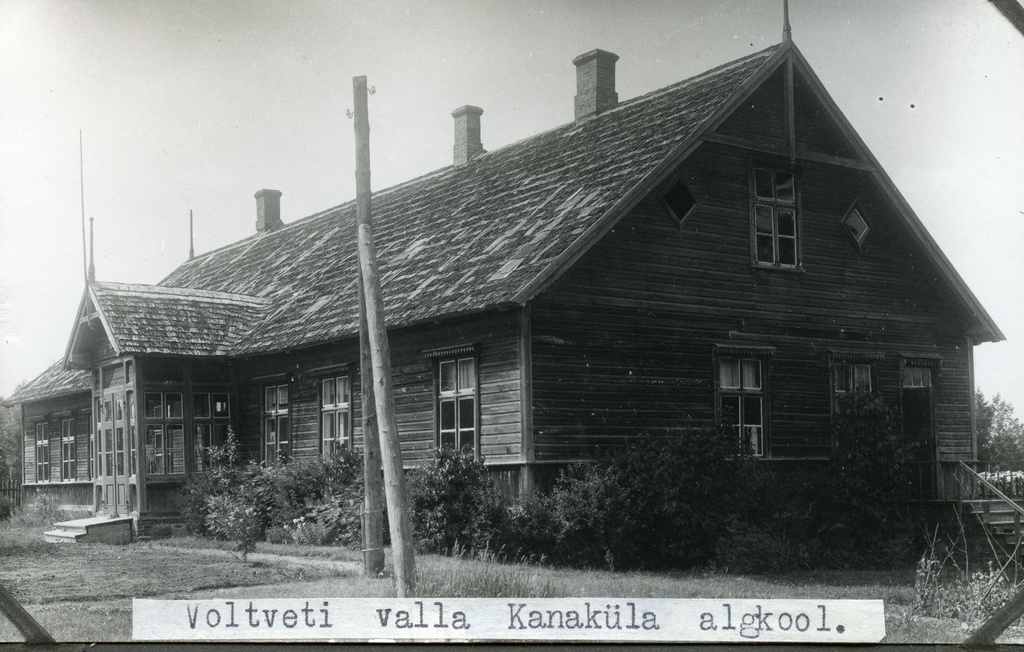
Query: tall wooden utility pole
352 75 416 596
358 215 385 578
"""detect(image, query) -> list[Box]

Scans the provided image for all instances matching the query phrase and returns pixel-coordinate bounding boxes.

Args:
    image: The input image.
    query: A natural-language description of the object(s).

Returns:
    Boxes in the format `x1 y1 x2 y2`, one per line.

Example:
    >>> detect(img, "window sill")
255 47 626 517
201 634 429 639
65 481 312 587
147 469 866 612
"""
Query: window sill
144 474 186 483
750 263 805 274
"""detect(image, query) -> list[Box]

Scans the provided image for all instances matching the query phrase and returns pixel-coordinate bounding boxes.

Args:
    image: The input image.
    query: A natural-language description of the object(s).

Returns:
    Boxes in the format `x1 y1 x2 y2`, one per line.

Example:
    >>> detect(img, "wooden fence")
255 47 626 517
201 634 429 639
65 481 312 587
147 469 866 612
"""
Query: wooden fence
1 478 21 512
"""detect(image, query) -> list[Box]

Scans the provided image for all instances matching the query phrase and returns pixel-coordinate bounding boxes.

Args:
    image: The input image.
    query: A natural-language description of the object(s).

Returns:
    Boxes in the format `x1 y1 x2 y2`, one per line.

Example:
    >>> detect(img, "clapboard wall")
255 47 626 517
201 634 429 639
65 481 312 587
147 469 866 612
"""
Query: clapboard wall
529 135 976 462
233 308 523 467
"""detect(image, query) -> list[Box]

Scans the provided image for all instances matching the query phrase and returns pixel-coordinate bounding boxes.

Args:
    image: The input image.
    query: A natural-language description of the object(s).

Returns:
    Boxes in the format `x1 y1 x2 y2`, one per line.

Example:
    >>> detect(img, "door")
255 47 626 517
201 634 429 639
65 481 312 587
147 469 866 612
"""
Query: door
97 390 129 515
902 366 936 499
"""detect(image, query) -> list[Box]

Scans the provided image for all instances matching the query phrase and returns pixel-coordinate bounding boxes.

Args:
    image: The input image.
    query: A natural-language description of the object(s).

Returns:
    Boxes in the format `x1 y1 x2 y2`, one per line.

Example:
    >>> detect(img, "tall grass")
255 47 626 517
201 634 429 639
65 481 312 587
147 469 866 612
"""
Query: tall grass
2 493 77 529
414 550 568 598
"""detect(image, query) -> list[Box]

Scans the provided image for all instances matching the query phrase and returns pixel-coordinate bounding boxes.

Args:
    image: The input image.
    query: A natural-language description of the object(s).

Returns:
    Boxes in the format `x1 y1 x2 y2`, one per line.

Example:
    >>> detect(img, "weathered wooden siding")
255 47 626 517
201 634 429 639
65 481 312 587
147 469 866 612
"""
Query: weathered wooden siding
20 392 92 489
233 309 522 466
715 67 857 159
530 138 977 461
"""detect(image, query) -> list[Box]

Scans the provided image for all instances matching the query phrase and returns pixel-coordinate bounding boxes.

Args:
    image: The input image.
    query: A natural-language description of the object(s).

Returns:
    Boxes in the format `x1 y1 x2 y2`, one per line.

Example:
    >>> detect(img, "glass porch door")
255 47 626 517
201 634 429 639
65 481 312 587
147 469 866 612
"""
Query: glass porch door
97 389 129 515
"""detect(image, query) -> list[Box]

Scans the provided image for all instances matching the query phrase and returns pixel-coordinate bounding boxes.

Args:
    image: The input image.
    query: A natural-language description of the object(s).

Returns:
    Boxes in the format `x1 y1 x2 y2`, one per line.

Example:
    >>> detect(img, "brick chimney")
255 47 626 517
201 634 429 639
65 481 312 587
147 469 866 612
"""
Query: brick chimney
452 105 484 166
255 189 283 232
573 49 619 122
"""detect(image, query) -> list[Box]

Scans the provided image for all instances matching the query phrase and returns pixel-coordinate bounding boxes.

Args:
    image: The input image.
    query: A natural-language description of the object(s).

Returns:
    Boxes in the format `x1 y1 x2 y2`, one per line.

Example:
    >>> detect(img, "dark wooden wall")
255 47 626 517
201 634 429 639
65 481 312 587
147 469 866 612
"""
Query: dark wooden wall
21 392 93 491
529 133 977 462
234 309 523 467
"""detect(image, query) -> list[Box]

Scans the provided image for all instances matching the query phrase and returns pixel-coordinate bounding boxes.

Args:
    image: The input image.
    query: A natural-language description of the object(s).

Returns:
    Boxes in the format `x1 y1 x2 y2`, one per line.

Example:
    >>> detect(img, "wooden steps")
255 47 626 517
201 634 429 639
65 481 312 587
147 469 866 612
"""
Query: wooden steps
963 499 1024 552
44 516 134 545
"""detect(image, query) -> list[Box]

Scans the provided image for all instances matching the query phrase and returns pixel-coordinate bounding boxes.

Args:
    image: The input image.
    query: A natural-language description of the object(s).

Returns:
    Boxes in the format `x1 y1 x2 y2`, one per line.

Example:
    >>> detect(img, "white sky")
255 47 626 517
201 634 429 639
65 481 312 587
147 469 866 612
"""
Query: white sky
0 0 1022 411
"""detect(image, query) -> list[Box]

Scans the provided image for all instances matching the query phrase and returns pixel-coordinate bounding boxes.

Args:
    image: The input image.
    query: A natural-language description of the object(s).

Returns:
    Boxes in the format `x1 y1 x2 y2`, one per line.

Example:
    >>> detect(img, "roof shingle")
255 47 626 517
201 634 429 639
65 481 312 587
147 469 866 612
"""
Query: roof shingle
160 47 779 355
5 360 91 405
90 282 271 356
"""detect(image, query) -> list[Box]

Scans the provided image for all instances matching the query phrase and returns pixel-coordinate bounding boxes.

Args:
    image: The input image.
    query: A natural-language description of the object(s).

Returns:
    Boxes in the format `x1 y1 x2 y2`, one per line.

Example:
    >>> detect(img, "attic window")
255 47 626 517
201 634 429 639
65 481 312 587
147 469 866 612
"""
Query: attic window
662 177 699 227
751 167 799 268
842 206 870 249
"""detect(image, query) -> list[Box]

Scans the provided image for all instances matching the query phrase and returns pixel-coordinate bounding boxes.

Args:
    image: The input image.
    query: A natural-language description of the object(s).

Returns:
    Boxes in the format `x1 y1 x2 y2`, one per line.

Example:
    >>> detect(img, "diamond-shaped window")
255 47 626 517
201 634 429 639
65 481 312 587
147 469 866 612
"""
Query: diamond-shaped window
662 177 699 227
842 207 870 248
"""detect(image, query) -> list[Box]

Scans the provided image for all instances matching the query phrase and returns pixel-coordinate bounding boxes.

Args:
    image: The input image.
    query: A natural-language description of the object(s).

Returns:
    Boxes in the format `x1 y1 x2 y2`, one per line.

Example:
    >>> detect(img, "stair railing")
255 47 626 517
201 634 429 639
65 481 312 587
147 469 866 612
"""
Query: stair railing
957 460 1024 545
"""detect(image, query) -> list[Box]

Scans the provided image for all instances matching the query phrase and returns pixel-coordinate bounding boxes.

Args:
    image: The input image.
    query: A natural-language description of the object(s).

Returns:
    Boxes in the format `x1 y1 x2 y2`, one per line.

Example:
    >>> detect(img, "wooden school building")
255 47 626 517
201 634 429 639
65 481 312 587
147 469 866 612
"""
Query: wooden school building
8 40 1003 531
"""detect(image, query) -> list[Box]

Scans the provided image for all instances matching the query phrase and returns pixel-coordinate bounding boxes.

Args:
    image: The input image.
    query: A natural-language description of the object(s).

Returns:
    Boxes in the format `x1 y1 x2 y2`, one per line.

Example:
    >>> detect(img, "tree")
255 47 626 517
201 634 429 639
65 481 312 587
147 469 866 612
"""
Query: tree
0 400 21 483
976 390 1024 466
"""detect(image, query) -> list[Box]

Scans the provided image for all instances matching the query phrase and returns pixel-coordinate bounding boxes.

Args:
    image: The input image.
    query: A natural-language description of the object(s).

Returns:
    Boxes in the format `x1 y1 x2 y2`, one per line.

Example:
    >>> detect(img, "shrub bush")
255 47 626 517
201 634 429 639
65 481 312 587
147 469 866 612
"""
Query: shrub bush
484 428 761 571
205 489 262 561
181 430 243 536
0 494 13 521
527 427 753 570
543 462 632 569
408 446 505 555
183 435 365 547
498 493 559 563
821 391 918 565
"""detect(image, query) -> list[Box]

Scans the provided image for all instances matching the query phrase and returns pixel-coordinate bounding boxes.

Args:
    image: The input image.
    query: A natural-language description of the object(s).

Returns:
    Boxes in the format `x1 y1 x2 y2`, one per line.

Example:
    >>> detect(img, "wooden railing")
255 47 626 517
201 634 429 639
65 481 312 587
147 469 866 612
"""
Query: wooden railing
954 462 1024 503
953 461 1024 542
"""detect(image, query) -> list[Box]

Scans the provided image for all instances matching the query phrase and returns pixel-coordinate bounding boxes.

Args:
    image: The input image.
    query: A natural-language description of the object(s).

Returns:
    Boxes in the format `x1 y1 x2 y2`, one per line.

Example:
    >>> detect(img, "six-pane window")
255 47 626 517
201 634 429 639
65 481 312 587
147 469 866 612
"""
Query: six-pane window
321 376 351 456
718 357 764 456
35 423 49 482
438 357 477 453
145 392 184 474
752 167 798 267
61 418 76 481
264 384 290 462
194 392 230 470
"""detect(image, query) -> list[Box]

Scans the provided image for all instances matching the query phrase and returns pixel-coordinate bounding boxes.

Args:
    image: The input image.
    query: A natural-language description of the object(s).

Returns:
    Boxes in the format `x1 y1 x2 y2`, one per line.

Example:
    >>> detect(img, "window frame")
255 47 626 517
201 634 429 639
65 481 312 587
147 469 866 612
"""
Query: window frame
320 376 352 457
264 384 291 463
144 392 185 476
88 411 95 480
828 352 885 423
902 365 934 389
35 422 50 482
715 349 771 457
842 202 871 250
749 164 801 269
436 356 478 456
660 174 702 228
833 362 873 395
60 417 76 481
193 391 231 471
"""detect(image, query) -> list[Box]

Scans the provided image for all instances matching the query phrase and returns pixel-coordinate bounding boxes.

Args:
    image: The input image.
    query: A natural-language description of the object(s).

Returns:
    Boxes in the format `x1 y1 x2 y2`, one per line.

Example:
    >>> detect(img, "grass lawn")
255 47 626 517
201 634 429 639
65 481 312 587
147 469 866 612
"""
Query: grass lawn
2 525 1023 644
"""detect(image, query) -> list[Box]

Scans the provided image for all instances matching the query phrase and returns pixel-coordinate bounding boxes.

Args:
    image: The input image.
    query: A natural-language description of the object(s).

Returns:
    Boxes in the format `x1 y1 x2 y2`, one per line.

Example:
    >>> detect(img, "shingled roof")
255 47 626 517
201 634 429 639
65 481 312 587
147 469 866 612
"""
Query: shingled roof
5 360 91 405
35 38 998 389
88 282 272 356
160 46 781 355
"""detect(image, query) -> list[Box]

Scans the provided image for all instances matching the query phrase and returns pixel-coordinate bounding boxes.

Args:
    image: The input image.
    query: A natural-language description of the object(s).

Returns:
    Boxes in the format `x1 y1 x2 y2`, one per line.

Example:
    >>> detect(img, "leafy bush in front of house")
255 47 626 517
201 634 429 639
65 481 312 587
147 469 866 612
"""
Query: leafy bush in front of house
714 464 826 573
408 446 506 555
497 492 560 563
820 391 918 565
181 430 243 536
205 489 262 561
286 470 367 548
182 433 365 547
0 494 13 521
258 448 364 532
531 427 749 570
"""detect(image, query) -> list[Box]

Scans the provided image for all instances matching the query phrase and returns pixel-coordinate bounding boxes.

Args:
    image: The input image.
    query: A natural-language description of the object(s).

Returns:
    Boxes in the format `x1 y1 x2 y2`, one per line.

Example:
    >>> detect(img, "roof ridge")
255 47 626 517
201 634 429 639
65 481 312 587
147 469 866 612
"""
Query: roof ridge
93 281 270 305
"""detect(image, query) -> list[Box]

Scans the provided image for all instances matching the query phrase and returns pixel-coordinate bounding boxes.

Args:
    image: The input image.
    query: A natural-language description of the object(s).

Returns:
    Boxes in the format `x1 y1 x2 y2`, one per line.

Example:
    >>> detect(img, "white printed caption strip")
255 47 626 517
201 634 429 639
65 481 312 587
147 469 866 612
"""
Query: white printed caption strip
133 597 885 643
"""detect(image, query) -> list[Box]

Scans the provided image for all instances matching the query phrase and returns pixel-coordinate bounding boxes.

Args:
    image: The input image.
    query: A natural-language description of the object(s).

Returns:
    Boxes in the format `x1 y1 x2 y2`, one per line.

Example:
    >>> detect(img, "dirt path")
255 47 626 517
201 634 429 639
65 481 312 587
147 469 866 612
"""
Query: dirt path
145 543 363 573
